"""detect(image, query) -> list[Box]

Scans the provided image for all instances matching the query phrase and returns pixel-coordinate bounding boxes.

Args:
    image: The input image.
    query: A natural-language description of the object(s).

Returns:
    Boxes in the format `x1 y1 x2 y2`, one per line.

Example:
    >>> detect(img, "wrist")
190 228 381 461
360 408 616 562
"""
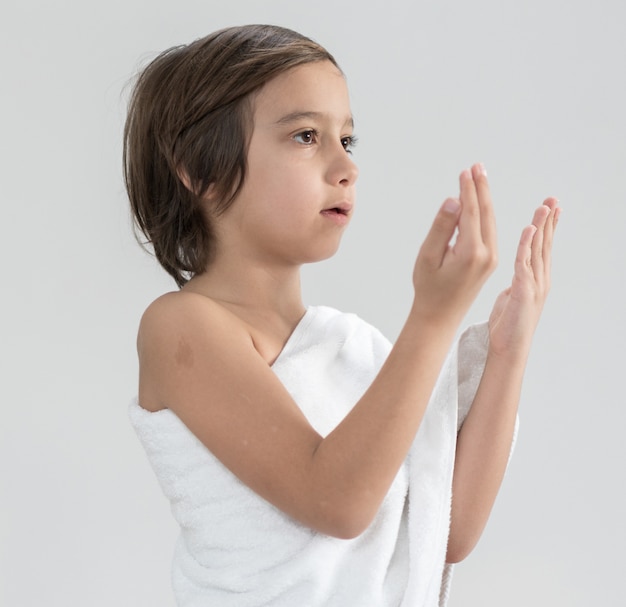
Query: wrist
397 306 460 363
408 298 467 334
486 342 530 374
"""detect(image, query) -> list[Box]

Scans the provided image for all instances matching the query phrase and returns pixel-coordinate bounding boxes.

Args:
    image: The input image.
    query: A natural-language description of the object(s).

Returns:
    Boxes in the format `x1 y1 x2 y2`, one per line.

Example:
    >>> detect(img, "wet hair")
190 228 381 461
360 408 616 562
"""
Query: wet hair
123 24 339 287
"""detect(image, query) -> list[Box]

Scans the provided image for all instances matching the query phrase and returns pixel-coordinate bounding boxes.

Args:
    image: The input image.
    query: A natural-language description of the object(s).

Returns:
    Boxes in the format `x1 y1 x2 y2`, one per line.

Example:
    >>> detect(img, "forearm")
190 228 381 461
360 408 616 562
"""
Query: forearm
311 310 460 537
446 349 527 562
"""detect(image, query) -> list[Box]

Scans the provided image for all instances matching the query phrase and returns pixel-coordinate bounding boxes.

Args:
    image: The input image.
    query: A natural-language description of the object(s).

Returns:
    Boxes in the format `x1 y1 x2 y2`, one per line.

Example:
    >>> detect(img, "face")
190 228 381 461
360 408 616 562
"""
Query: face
215 60 359 266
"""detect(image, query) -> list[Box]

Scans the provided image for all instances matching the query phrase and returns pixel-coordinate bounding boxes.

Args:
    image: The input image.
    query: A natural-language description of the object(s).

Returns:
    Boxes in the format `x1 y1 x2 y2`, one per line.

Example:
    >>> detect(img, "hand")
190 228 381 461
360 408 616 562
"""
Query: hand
412 163 498 324
488 198 561 360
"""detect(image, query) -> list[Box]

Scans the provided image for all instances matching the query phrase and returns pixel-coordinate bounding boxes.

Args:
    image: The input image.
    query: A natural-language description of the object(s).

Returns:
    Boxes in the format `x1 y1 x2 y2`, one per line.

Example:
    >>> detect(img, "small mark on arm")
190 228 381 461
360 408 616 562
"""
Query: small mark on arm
175 337 194 369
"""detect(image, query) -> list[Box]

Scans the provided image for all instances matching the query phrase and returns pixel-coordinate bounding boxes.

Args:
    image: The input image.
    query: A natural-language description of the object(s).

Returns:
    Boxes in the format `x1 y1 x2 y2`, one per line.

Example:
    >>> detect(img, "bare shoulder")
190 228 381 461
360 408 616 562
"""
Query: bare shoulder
138 290 248 342
137 291 253 412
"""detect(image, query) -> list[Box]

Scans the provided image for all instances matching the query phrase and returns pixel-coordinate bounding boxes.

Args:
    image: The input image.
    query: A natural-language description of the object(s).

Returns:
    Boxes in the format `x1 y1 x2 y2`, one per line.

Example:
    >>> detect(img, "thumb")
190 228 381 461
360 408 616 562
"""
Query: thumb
419 198 461 266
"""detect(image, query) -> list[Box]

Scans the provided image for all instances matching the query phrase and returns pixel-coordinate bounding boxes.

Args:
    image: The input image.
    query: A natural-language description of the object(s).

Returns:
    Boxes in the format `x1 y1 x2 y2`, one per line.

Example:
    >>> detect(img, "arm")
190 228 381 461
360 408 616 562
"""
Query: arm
446 198 560 562
138 164 496 539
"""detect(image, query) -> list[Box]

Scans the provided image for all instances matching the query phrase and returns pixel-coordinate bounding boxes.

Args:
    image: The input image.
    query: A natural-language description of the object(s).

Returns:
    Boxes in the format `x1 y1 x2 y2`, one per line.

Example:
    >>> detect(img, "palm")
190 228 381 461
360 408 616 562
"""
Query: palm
487 199 559 359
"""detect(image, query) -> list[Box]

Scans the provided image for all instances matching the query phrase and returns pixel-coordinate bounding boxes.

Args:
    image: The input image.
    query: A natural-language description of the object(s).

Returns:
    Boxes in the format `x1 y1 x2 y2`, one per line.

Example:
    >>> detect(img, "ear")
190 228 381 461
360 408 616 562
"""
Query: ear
176 167 215 208
176 166 195 193
176 167 217 202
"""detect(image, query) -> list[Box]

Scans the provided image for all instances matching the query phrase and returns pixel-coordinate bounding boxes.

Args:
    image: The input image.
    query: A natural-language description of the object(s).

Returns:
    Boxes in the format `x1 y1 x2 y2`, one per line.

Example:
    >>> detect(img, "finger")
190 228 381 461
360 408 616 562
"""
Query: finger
419 198 461 267
540 198 560 286
471 163 497 249
541 197 559 252
515 224 537 277
541 199 556 259
529 204 551 278
456 169 482 247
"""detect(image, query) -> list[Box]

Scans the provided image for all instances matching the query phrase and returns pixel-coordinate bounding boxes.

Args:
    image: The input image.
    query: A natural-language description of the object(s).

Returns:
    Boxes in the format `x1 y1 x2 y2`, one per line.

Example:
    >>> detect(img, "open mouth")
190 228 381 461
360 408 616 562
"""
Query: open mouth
320 206 351 224
321 203 352 216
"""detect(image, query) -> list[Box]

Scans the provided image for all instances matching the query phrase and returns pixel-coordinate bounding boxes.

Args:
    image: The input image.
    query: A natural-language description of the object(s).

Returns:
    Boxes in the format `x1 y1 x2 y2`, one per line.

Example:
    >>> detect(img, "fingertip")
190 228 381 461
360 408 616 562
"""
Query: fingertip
522 224 537 245
542 198 560 224
471 162 488 179
459 168 472 184
442 197 461 215
534 204 551 224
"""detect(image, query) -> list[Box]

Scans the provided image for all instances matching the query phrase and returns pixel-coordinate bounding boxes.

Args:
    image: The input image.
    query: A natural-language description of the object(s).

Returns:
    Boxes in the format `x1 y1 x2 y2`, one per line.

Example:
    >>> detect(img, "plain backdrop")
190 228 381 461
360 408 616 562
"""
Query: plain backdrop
1 0 624 605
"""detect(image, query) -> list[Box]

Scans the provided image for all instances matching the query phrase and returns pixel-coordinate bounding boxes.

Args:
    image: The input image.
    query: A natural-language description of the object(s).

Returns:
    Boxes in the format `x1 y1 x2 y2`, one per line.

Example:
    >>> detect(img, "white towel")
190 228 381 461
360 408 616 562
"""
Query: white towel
129 305 493 606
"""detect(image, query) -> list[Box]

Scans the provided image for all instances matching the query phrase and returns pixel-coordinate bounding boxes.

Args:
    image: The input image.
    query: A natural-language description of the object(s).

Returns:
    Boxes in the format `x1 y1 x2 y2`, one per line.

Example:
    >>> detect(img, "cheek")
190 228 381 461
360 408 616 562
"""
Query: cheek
243 148 320 224
263 169 315 211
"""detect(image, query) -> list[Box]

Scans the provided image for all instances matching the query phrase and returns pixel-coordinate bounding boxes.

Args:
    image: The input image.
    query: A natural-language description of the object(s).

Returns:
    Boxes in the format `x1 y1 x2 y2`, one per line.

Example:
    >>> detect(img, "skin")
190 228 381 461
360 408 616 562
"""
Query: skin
137 61 560 558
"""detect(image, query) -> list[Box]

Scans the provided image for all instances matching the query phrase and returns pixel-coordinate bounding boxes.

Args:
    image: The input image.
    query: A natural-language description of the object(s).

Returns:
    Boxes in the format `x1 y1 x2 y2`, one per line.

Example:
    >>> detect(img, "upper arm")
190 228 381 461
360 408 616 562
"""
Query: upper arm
137 294 333 533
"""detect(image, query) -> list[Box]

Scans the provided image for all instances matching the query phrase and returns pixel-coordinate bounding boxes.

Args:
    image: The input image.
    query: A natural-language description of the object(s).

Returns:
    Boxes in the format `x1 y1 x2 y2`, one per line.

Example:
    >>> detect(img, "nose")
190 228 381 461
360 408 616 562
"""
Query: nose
326 145 359 187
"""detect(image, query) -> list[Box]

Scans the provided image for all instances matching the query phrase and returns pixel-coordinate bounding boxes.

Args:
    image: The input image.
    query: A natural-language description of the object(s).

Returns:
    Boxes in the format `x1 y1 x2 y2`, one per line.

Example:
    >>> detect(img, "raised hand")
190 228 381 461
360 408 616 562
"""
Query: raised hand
488 198 560 360
412 164 498 326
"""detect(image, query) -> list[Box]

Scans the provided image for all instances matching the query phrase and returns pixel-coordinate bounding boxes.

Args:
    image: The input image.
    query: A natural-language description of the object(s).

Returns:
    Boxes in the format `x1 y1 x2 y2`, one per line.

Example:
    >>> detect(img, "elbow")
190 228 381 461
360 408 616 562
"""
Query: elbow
445 535 478 564
312 502 376 540
326 525 366 541
445 545 470 564
446 505 489 563
331 518 371 540
321 513 373 540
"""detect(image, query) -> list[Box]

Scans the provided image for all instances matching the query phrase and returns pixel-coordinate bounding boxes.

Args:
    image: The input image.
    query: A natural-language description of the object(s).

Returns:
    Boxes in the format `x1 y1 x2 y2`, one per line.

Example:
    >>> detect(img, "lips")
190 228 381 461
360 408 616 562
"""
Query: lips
320 202 352 225
321 202 352 216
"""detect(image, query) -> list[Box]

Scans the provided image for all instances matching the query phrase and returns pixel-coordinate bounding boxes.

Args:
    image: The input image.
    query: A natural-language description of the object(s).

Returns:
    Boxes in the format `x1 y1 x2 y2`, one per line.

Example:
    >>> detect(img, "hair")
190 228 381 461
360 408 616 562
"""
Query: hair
123 24 339 287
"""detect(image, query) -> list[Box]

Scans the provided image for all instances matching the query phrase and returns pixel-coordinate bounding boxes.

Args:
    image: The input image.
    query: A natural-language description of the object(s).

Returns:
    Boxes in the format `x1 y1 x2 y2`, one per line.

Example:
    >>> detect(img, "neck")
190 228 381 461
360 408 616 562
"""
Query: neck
184 254 306 323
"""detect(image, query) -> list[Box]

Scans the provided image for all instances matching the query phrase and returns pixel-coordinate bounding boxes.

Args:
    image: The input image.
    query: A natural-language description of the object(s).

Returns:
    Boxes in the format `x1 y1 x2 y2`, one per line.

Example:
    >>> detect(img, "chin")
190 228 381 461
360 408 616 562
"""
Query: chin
303 240 343 264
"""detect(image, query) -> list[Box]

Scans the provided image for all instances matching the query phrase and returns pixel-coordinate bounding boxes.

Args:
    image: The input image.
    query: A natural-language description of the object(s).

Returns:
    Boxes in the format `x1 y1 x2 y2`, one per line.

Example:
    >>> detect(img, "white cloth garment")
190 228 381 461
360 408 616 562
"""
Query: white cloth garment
129 305 497 606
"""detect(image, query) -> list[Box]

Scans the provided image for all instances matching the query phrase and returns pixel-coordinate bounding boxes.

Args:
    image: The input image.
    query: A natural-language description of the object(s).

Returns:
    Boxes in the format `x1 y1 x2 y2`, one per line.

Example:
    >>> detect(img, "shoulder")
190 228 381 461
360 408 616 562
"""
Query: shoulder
137 291 253 411
139 291 249 343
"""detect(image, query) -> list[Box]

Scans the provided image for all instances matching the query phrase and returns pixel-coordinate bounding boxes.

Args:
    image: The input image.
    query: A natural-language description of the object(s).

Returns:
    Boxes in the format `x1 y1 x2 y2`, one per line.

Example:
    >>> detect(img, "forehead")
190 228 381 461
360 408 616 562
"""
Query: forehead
252 61 351 124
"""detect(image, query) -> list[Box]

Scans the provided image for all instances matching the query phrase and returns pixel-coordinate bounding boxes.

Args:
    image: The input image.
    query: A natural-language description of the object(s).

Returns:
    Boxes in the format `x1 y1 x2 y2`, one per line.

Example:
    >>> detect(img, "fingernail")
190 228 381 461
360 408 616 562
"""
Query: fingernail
443 198 461 214
478 162 487 177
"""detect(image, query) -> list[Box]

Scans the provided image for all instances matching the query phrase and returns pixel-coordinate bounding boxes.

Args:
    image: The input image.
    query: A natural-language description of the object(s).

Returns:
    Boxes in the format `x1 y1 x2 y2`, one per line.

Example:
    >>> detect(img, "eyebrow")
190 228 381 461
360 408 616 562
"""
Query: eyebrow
274 111 354 129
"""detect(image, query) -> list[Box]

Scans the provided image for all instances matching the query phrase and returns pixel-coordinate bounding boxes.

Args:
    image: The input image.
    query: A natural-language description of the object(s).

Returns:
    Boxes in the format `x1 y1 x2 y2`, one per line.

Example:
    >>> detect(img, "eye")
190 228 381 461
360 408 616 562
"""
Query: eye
341 135 358 154
293 129 317 145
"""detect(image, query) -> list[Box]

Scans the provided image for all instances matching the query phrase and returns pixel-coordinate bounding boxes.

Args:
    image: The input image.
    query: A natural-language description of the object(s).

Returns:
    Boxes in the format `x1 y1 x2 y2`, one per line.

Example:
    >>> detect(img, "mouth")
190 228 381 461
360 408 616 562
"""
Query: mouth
321 202 352 217
320 203 352 225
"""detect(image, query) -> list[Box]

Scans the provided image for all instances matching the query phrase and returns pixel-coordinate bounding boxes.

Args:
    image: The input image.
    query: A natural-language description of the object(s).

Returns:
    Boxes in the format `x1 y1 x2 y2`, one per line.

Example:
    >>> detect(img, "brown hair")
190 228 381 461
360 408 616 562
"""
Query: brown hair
123 24 338 287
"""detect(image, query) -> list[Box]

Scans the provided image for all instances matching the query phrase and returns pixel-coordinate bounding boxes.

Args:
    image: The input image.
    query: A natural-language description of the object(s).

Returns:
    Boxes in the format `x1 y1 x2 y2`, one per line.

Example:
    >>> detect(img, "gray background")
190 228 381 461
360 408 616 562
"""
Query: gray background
1 0 624 605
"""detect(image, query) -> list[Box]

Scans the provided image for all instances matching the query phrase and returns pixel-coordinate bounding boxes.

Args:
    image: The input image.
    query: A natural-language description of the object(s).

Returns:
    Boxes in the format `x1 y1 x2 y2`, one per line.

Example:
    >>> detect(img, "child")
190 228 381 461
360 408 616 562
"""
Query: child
125 24 559 607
